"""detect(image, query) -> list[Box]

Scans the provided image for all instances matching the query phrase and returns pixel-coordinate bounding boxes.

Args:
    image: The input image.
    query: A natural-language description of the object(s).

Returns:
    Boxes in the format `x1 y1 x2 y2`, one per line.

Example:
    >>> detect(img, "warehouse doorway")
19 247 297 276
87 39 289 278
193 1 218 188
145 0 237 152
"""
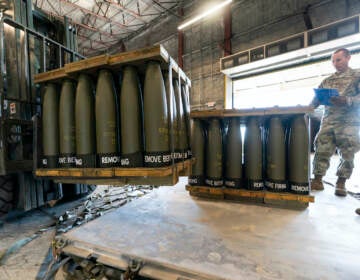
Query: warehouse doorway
232 52 360 109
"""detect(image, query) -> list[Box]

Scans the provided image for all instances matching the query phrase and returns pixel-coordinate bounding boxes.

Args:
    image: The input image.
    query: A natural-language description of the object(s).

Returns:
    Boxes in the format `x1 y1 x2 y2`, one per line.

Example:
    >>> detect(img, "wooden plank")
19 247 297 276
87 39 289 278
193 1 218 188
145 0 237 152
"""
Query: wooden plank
261 106 314 116
57 169 83 177
83 168 114 177
34 45 190 87
108 45 167 67
185 185 223 195
126 175 178 186
114 166 173 177
189 191 224 200
35 169 61 176
190 106 314 119
264 191 314 203
54 179 127 185
34 68 67 83
65 54 109 74
224 188 265 198
263 197 309 209
190 110 225 118
35 160 192 179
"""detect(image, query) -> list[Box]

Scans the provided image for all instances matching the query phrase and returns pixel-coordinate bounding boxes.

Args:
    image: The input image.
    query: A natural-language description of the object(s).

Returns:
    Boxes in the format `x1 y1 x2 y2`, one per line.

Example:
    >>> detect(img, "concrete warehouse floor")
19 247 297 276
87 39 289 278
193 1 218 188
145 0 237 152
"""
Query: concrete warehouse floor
0 153 359 280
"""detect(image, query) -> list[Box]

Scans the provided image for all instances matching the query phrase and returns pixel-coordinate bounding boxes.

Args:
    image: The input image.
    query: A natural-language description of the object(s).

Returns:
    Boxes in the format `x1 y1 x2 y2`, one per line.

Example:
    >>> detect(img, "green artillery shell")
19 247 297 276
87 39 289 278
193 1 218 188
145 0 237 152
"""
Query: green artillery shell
265 117 287 192
189 119 205 185
143 61 170 167
244 117 264 190
288 115 309 194
96 69 119 167
205 118 223 187
75 74 95 167
42 83 59 168
225 117 243 188
120 66 143 167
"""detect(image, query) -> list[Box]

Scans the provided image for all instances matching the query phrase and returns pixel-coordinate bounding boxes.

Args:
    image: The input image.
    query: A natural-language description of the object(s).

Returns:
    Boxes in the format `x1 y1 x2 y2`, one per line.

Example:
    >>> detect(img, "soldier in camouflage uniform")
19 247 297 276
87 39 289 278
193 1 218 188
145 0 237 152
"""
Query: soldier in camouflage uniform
311 48 360 196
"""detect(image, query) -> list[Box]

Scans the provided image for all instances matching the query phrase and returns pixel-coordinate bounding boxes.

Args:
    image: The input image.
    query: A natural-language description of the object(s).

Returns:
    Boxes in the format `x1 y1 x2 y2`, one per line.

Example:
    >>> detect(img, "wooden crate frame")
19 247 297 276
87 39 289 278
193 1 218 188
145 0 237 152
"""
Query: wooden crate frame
33 44 191 185
34 45 190 85
190 106 313 119
188 107 314 206
186 185 314 208
35 159 192 185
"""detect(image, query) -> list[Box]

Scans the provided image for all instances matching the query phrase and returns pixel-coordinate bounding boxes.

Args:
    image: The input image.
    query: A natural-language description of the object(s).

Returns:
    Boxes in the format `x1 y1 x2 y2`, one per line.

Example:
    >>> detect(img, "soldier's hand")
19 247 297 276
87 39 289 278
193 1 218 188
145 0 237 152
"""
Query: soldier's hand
330 96 347 106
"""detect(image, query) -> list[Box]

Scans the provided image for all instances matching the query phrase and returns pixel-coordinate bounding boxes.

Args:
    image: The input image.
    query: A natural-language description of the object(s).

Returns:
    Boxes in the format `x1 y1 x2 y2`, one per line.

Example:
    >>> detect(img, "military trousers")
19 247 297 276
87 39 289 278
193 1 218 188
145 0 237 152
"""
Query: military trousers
313 123 360 179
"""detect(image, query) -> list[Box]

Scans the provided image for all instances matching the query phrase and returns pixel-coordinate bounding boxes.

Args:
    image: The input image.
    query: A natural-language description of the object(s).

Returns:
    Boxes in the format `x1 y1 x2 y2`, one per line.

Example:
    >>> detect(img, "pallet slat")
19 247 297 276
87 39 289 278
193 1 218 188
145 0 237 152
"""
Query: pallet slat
34 44 190 85
186 185 314 204
108 45 167 67
65 54 109 74
190 106 314 119
34 68 67 83
35 160 192 179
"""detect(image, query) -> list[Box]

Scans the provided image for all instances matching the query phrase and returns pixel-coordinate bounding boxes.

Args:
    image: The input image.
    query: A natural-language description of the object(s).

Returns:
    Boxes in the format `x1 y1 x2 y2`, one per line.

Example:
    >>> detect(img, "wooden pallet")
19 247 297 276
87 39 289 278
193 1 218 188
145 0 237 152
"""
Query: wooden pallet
35 68 67 84
35 160 192 186
190 106 313 119
34 45 190 85
186 185 314 208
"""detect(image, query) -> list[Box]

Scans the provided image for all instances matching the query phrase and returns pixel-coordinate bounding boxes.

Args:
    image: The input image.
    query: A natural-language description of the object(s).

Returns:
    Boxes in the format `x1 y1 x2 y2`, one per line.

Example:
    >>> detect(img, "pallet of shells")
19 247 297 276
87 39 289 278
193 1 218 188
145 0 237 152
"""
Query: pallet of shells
34 45 191 186
187 108 315 208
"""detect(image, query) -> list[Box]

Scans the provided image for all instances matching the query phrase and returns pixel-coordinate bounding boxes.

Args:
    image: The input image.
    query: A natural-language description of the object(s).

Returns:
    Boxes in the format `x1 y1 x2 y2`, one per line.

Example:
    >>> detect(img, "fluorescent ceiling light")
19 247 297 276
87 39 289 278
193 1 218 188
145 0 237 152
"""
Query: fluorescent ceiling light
178 0 232 30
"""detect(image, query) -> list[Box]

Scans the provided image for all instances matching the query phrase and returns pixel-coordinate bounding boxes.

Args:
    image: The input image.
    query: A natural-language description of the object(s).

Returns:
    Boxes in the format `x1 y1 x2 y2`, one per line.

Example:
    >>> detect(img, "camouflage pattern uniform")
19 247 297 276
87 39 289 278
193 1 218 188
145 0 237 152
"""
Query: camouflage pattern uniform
313 68 360 179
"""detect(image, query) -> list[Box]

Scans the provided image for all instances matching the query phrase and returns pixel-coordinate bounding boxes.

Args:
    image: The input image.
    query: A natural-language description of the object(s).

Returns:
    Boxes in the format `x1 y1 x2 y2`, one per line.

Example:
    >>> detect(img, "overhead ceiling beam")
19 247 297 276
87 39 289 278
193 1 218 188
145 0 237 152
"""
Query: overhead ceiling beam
77 34 112 48
150 0 180 18
79 0 163 45
45 0 60 15
84 6 146 39
104 0 147 23
43 11 115 39
54 0 128 28
119 2 178 43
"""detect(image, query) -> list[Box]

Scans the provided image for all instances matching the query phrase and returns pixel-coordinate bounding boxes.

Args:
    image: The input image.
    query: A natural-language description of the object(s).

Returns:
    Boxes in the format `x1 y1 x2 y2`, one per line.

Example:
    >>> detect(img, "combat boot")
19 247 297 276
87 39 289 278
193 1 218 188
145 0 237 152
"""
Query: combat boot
335 177 347 197
311 175 324 190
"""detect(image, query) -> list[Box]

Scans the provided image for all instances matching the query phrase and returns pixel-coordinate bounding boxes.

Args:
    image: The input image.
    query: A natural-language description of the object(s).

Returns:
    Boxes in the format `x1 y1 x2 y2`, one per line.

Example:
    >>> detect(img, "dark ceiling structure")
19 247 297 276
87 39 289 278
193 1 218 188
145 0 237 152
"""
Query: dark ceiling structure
33 0 184 55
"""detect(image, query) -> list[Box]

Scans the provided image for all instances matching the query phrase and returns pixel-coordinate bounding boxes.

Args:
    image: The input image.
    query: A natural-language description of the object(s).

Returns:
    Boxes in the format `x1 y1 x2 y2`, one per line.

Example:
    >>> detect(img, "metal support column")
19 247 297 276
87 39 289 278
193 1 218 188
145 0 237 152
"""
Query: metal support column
223 4 232 57
178 7 184 68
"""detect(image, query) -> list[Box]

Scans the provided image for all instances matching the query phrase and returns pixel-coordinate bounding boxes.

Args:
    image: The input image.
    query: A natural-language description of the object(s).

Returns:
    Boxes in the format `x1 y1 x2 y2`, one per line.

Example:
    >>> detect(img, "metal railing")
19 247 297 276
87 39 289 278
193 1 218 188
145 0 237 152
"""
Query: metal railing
0 13 85 173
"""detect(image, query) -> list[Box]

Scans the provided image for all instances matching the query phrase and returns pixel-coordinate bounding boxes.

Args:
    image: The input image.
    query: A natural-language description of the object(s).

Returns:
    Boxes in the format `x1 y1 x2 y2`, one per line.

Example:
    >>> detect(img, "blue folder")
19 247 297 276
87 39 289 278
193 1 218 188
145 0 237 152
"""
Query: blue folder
313 88 339 106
